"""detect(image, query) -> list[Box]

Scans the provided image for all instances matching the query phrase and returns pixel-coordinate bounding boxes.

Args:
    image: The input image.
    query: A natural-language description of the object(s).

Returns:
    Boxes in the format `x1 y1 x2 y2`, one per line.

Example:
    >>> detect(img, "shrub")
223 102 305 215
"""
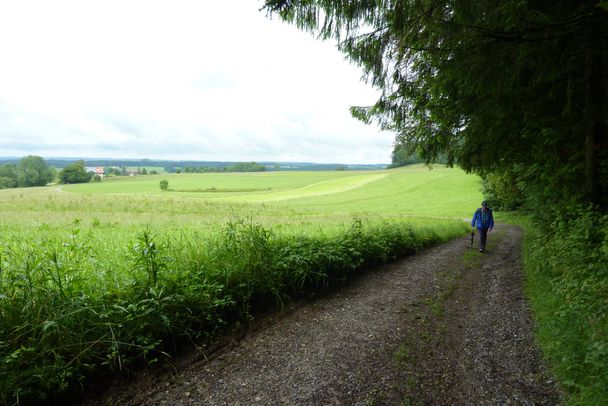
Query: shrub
58 161 93 184
523 206 608 404
480 169 524 211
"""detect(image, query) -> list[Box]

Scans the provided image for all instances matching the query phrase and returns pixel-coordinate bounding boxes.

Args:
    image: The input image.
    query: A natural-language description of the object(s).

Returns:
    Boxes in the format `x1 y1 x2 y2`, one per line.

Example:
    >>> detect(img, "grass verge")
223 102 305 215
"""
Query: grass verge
0 218 468 404
517 209 608 405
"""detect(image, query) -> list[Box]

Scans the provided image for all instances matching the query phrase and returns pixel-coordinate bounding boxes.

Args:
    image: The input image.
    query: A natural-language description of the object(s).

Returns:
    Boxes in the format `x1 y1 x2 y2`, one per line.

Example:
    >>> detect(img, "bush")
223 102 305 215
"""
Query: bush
523 206 608 404
17 156 55 187
0 175 16 189
58 161 93 184
481 169 524 211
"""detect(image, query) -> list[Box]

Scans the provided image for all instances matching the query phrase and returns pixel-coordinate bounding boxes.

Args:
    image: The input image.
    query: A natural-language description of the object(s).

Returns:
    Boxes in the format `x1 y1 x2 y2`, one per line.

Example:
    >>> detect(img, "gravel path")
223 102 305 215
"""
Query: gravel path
87 224 561 405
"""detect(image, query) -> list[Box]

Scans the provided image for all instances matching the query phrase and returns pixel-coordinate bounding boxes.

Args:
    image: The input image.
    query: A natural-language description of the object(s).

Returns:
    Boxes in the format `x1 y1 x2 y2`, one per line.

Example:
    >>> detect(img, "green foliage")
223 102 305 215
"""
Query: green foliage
0 164 18 188
0 175 16 189
523 207 608 404
16 155 55 187
159 179 169 190
228 162 266 172
389 137 450 169
0 219 468 403
58 160 93 184
104 167 124 177
389 142 424 168
481 169 524 211
132 229 168 286
181 162 266 173
264 0 608 206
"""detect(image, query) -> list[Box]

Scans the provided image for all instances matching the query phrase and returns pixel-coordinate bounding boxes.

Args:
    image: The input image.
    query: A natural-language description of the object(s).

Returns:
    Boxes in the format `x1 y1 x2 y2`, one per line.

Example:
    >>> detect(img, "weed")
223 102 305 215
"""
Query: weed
393 344 409 367
461 249 482 268
131 229 167 286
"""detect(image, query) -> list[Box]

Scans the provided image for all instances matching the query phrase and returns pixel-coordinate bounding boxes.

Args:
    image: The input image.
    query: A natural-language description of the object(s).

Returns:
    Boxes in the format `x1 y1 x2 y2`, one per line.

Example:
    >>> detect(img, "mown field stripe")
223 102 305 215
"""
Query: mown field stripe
235 173 388 202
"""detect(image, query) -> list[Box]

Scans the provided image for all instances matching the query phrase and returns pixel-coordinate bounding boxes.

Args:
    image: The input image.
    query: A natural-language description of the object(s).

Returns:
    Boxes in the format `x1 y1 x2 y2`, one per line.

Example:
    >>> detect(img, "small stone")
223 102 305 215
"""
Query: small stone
184 392 191 397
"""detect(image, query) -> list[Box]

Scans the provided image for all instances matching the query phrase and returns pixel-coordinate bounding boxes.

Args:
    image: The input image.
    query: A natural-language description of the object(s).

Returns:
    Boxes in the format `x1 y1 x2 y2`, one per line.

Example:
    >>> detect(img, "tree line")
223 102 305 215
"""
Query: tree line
176 162 266 173
1 156 101 188
0 157 268 189
0 155 57 188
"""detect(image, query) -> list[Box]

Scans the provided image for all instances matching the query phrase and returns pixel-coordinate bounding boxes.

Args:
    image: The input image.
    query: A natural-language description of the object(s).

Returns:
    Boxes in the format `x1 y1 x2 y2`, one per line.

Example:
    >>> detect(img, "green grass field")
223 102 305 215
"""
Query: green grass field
1 164 480 232
0 164 482 403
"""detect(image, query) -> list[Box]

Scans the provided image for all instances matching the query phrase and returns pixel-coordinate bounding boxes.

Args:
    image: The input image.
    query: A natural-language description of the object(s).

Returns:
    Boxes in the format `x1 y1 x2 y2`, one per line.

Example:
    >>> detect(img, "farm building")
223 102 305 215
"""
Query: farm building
85 167 105 178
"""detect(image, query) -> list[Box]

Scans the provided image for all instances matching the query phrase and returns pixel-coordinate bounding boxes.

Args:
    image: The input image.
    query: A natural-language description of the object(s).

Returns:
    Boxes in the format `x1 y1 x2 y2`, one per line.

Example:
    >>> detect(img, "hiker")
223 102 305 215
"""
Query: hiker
471 201 494 252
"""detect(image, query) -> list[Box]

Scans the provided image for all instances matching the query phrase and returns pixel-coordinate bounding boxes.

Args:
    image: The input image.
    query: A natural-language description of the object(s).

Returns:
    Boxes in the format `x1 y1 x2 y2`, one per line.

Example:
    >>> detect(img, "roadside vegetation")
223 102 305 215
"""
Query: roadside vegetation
519 209 608 405
0 165 478 404
494 198 608 404
262 1 608 404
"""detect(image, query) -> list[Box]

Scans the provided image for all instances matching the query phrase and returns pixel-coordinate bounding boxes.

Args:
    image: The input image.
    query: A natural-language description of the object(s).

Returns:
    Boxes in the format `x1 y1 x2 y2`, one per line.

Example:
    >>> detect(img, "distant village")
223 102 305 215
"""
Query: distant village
84 166 159 178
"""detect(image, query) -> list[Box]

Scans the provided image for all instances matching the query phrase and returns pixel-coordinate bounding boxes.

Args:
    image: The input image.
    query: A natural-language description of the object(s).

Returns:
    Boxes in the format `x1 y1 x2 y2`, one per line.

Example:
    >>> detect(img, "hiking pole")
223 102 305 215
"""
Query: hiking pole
470 229 475 247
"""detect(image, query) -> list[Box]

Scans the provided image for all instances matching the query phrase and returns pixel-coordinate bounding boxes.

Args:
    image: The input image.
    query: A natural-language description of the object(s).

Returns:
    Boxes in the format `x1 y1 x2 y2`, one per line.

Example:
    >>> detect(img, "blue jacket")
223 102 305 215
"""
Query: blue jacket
471 207 494 230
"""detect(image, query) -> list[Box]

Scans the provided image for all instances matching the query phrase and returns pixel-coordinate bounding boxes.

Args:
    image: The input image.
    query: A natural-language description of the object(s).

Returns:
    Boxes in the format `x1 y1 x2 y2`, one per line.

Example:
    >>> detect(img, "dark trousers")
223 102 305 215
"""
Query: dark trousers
479 227 489 251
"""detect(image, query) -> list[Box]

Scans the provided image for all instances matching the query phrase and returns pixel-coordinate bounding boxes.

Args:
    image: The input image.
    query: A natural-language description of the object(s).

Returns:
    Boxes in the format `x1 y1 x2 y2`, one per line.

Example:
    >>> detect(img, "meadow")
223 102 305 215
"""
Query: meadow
0 164 482 403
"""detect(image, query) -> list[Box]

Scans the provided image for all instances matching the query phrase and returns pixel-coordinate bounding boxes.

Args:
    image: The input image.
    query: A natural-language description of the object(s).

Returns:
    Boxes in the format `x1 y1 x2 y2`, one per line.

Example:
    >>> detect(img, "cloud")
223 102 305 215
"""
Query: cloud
0 0 394 164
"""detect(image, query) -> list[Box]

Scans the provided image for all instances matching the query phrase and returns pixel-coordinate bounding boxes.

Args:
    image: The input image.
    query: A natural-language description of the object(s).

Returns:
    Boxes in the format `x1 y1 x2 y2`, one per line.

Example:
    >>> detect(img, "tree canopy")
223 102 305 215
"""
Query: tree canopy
58 160 93 184
180 162 267 173
16 155 55 187
0 164 18 189
264 0 608 208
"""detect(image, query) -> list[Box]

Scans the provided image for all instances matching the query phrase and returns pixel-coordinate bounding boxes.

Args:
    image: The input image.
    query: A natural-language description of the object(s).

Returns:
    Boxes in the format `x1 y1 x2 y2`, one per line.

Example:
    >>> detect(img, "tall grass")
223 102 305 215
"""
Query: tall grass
522 207 608 405
0 165 481 402
0 218 468 404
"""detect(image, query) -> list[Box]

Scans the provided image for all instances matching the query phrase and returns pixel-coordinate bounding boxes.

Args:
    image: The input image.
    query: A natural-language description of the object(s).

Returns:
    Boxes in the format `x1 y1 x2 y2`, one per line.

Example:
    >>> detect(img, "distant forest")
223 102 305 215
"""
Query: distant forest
0 158 388 172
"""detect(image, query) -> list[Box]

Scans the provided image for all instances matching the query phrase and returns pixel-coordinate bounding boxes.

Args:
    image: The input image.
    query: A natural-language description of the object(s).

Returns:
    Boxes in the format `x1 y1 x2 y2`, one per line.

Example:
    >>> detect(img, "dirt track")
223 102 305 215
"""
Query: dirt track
87 224 561 405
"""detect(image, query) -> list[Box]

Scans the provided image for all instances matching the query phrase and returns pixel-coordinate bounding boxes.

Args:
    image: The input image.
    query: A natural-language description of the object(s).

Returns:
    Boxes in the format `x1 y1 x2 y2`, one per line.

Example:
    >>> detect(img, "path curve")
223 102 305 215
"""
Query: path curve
87 224 561 405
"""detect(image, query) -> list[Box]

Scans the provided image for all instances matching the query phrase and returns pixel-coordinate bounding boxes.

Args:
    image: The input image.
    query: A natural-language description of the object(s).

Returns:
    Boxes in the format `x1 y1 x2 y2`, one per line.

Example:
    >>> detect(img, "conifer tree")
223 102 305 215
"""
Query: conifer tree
265 0 608 206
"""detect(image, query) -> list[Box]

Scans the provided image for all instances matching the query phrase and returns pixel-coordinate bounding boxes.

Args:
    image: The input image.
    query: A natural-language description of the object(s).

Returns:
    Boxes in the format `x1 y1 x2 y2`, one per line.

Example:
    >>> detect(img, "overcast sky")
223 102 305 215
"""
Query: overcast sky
0 0 394 164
